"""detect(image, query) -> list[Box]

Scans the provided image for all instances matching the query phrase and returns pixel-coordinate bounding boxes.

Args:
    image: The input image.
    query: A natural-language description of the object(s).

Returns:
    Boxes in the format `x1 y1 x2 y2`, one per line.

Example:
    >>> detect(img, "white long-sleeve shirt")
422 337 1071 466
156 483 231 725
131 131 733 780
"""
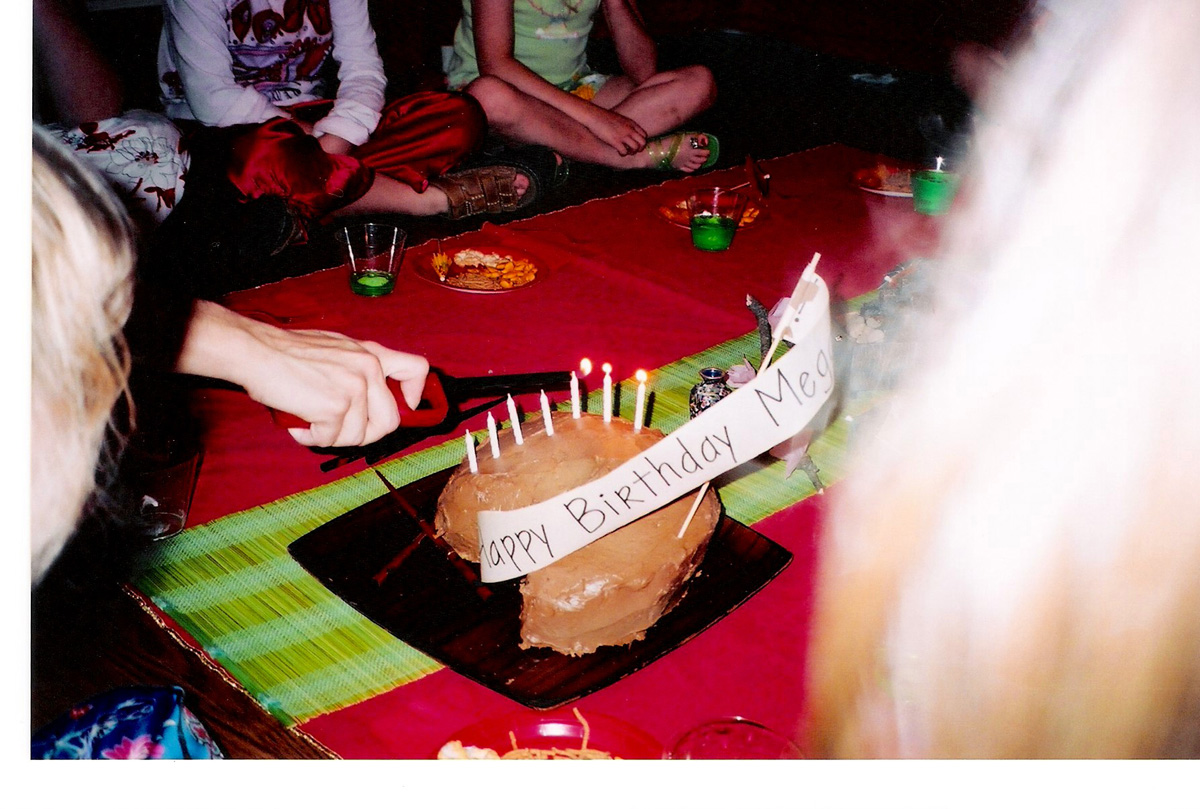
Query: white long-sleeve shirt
157 0 386 145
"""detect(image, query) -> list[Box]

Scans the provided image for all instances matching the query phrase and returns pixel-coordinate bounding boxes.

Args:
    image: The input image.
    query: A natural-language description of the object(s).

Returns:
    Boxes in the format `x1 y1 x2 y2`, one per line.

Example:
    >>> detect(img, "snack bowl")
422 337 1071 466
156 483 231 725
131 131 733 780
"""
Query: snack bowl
434 708 665 760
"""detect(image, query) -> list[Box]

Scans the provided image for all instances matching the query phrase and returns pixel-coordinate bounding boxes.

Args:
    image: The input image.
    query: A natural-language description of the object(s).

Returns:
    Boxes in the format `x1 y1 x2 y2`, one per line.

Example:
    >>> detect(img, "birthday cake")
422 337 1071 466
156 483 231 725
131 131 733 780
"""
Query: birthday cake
434 411 721 656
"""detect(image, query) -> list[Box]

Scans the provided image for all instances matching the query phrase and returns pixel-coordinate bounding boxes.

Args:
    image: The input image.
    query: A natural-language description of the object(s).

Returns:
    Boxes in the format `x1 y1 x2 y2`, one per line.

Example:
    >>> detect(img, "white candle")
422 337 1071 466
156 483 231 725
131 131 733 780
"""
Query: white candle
487 412 500 458
540 390 554 436
570 371 581 419
602 362 613 423
633 369 647 432
464 429 478 473
506 394 524 445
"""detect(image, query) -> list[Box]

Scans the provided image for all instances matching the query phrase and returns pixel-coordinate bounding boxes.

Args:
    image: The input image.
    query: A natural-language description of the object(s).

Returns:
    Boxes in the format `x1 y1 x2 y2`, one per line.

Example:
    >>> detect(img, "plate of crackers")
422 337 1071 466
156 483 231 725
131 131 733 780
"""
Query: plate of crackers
416 245 544 294
656 196 765 229
854 164 913 197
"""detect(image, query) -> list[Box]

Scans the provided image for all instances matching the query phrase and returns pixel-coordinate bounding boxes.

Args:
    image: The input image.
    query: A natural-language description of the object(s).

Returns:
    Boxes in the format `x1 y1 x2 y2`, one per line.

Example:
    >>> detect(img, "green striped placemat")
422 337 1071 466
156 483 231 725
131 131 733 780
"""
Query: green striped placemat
131 328 865 726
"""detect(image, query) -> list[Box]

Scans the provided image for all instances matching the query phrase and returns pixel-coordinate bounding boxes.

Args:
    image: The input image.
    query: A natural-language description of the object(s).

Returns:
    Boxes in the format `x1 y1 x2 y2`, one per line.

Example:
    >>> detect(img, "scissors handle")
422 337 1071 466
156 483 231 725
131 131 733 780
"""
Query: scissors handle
270 372 450 430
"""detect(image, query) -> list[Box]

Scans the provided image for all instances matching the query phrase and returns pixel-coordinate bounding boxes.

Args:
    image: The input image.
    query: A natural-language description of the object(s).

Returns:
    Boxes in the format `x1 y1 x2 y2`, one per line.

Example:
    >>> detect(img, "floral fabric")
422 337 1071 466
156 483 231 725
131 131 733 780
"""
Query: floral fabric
31 686 223 760
48 109 190 230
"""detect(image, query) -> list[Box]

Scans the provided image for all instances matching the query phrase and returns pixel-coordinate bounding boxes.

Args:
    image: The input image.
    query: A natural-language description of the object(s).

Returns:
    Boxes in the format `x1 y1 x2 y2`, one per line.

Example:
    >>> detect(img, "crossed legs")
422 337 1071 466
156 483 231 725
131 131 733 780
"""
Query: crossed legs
464 65 717 171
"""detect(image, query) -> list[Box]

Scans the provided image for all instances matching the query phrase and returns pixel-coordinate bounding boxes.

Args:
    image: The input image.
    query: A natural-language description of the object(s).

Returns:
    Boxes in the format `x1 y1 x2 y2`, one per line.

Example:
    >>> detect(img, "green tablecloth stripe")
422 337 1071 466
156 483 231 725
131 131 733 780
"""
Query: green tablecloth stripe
132 328 853 726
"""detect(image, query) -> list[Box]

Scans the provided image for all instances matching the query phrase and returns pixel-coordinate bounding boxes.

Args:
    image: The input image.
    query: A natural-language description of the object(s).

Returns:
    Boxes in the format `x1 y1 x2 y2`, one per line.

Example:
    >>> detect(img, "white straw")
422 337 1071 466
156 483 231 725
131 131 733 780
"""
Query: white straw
343 226 356 269
677 483 710 539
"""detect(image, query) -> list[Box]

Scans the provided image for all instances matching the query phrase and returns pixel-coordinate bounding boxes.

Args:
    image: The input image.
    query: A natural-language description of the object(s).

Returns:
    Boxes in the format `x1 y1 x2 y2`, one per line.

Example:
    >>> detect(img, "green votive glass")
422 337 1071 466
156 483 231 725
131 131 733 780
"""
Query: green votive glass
912 170 961 215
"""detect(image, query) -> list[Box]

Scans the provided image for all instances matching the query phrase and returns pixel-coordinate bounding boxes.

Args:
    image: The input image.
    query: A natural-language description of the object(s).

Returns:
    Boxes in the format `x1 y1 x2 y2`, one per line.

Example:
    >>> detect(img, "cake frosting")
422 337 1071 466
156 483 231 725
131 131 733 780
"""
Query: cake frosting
434 411 721 655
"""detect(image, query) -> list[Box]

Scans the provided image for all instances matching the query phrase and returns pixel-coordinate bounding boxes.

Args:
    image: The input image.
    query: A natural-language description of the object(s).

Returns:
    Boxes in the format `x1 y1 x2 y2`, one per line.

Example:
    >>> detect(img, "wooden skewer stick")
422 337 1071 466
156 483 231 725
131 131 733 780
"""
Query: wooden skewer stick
677 482 710 539
371 468 492 598
758 252 821 376
728 174 770 194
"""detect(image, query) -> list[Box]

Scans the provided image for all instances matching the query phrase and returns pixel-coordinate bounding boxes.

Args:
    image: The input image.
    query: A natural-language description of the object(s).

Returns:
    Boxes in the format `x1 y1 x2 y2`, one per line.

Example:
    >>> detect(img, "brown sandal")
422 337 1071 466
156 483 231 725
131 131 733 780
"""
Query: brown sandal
429 165 532 219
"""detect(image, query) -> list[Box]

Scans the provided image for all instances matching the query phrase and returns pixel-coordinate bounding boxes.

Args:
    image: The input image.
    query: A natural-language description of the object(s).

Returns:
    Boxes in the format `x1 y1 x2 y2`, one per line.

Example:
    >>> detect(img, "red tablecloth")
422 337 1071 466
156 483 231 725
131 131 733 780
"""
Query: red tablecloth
181 144 939 757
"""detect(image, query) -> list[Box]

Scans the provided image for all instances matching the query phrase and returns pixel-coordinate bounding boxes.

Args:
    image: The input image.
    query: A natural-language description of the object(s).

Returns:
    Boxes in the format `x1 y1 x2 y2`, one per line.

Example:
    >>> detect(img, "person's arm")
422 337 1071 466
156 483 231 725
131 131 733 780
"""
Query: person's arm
33 0 124 125
175 301 429 447
311 0 387 151
471 0 646 155
161 0 287 127
601 0 656 84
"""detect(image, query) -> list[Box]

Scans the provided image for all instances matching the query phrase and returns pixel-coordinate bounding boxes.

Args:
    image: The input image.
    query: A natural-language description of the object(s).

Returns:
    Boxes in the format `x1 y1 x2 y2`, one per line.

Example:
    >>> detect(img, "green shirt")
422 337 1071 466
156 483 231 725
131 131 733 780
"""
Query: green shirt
446 0 601 89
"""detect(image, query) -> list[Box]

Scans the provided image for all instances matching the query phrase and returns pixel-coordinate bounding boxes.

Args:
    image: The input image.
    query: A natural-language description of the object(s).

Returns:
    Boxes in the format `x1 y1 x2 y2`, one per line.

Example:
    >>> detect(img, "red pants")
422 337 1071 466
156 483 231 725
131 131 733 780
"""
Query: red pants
225 91 485 221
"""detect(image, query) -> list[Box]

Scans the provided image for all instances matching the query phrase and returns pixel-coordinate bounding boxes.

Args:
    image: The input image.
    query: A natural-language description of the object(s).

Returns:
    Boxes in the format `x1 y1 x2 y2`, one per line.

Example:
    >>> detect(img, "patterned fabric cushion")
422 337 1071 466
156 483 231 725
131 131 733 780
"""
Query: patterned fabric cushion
31 686 223 760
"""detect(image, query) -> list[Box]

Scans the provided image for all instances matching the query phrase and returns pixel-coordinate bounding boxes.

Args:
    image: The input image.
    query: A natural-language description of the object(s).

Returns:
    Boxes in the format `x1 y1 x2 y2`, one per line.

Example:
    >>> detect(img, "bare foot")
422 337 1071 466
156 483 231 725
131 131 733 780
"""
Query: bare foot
641 133 712 172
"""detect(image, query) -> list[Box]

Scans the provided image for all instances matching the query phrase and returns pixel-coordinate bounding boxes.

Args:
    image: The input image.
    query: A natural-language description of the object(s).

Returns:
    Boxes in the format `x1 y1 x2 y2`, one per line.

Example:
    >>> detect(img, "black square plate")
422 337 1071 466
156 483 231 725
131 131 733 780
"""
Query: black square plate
288 468 792 709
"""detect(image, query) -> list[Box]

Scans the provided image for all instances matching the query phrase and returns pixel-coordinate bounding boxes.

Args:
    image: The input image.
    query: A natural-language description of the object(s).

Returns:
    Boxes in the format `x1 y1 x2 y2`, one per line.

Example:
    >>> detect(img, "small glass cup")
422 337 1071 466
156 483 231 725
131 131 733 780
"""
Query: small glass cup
338 223 406 296
687 187 747 251
126 437 203 541
912 170 961 215
668 717 804 760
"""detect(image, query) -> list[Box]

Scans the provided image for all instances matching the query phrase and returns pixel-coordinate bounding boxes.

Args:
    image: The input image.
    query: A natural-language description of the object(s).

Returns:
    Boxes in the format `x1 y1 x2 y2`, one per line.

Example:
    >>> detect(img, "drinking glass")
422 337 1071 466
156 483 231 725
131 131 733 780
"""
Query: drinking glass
668 717 804 760
126 436 203 541
912 170 961 215
687 188 748 251
338 223 406 296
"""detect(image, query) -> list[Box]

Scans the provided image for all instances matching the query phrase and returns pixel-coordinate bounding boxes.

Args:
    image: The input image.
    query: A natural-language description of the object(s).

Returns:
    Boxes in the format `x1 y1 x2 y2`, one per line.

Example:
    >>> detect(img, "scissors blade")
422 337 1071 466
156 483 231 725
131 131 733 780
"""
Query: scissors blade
440 370 572 400
360 395 507 467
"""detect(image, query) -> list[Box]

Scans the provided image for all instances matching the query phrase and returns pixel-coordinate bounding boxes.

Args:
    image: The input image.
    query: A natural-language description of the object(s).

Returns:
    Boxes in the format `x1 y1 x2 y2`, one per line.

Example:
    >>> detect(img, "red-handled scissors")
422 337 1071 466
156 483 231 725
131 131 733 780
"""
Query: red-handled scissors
269 372 450 430
267 367 573 470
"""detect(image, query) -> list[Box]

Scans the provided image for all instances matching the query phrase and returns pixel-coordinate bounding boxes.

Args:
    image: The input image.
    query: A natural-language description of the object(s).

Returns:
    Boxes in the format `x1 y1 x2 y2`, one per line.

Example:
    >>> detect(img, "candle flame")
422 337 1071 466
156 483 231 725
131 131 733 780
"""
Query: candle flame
579 358 593 376
602 362 613 374
635 369 648 383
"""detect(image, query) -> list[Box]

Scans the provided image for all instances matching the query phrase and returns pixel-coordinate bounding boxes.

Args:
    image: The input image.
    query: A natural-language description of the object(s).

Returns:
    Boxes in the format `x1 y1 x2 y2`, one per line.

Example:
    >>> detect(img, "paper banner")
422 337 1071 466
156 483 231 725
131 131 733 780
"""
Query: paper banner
477 274 834 582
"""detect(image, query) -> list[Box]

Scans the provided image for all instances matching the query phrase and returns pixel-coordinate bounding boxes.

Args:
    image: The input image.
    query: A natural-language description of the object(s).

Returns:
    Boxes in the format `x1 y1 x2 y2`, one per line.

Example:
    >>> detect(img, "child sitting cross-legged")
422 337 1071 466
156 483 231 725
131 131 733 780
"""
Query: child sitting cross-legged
446 0 719 173
158 0 534 223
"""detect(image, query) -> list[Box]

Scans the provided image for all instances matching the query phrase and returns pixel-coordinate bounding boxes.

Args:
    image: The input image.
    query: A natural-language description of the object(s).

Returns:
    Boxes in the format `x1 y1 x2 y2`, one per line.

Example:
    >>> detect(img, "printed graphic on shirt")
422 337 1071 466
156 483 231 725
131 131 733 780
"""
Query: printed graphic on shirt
227 0 333 104
525 0 586 40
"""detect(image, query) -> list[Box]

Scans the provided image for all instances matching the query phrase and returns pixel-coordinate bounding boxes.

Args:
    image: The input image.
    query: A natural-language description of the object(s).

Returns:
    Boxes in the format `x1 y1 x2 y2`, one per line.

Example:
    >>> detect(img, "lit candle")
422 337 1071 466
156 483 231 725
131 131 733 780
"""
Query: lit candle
506 395 524 445
633 369 647 432
578 358 593 419
540 390 554 436
464 429 478 473
570 371 581 419
602 362 613 423
487 412 500 458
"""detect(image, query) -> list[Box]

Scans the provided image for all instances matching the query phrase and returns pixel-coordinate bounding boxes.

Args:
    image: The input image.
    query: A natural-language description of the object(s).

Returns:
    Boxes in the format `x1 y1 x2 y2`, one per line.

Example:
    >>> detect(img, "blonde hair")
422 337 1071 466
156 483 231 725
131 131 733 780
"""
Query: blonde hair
806 0 1200 757
31 127 135 581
